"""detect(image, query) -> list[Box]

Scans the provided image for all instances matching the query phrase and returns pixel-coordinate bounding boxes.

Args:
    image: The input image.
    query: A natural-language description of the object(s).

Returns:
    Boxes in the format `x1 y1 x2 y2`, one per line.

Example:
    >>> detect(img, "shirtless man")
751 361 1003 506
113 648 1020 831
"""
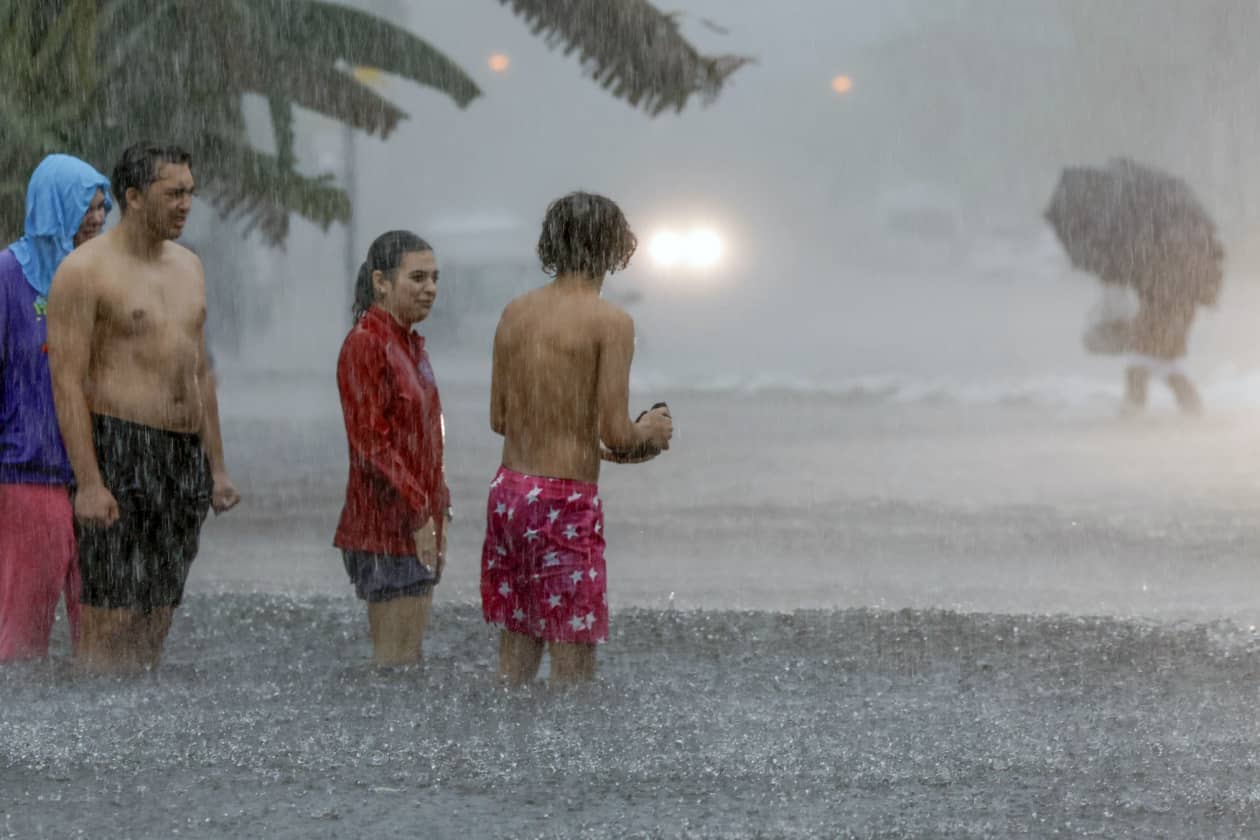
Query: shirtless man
480 191 673 686
47 143 240 673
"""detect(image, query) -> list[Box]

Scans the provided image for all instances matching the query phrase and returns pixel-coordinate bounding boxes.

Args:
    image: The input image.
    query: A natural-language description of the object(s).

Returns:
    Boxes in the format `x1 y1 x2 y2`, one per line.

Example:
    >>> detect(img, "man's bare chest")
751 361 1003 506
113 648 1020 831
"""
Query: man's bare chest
98 273 204 342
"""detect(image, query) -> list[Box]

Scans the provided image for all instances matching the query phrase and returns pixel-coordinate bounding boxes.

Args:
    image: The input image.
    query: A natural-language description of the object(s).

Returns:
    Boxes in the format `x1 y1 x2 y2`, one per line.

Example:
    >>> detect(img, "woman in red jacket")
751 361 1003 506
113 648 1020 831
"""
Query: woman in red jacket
334 230 450 666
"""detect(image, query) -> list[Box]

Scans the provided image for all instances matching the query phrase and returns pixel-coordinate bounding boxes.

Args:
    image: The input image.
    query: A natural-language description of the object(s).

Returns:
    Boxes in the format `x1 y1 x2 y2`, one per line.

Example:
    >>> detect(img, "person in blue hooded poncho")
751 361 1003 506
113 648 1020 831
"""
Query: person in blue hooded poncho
0 154 110 661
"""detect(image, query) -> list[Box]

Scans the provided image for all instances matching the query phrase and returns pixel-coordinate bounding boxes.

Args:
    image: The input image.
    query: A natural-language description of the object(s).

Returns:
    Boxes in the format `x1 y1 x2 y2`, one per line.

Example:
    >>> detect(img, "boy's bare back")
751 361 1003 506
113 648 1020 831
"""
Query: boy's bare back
491 281 638 483
481 190 672 686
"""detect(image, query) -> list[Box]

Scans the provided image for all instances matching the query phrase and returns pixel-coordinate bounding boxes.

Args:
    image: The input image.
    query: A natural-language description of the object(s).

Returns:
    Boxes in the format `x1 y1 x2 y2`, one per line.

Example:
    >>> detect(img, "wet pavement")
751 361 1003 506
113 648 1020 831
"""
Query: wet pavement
8 385 1260 837
4 596 1260 838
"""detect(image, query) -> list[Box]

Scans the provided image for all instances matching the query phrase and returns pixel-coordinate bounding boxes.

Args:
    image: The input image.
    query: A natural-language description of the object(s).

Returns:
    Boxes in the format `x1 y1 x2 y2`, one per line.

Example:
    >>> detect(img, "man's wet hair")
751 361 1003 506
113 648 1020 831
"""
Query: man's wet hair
111 142 192 212
352 230 434 322
537 192 637 278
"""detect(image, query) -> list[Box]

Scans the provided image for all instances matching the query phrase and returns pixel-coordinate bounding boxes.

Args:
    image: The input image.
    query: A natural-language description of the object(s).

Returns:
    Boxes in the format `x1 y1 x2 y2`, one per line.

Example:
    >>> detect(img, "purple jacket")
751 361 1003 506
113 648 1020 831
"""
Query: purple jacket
0 248 72 485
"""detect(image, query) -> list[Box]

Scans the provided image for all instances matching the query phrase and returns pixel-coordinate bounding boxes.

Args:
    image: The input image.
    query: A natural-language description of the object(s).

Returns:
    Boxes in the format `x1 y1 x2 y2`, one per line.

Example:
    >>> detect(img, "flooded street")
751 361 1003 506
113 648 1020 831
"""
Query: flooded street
6 599 1260 838
196 377 1260 621
7 381 1260 837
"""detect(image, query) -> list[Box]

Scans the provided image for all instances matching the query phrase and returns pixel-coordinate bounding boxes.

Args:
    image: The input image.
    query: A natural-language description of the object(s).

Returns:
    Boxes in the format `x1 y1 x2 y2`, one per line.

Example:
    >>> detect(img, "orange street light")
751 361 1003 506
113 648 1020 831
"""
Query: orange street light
831 75 854 95
489 53 511 73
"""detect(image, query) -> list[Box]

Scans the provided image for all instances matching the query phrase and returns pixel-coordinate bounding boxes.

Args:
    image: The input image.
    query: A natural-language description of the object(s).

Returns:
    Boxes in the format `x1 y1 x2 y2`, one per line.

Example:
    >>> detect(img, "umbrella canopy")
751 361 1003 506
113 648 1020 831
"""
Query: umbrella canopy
1045 159 1223 305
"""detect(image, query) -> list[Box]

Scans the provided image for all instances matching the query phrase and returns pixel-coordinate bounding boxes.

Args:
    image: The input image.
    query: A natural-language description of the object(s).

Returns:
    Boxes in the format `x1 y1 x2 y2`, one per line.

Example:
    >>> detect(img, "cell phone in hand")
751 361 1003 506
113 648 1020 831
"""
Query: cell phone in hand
635 402 670 422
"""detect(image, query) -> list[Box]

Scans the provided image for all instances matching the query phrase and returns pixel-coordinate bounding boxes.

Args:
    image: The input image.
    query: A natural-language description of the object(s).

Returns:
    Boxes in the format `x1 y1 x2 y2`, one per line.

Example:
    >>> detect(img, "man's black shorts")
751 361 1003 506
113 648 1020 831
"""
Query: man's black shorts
76 415 211 611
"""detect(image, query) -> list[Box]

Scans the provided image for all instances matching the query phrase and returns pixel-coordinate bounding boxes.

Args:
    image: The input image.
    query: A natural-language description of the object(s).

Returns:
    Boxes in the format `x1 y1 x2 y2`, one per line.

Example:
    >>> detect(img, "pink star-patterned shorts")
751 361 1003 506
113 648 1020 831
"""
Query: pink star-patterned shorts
480 466 608 644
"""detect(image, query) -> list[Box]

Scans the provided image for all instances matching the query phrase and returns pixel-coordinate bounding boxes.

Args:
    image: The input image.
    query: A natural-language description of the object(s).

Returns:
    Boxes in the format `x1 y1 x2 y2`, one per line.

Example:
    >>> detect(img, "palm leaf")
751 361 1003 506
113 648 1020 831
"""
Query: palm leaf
3 0 747 247
0 0 113 239
195 133 351 244
268 95 297 171
499 0 751 115
236 55 408 138
81 0 482 243
255 0 481 115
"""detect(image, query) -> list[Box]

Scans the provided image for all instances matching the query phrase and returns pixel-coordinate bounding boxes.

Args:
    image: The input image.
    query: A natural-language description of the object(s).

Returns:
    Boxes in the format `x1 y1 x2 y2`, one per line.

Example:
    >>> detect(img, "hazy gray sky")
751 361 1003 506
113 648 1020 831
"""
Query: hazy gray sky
348 2 941 270
240 2 1260 386
339 2 1091 286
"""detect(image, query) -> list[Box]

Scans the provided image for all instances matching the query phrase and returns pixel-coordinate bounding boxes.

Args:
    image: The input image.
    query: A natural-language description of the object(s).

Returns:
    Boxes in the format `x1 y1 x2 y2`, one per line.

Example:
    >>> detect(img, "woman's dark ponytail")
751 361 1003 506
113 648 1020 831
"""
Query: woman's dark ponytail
351 261 375 323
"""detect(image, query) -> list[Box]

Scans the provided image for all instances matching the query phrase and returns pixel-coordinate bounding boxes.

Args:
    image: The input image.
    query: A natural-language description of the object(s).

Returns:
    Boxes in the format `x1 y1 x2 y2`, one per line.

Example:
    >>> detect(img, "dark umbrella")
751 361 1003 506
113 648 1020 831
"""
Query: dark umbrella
1045 158 1224 306
1045 166 1126 280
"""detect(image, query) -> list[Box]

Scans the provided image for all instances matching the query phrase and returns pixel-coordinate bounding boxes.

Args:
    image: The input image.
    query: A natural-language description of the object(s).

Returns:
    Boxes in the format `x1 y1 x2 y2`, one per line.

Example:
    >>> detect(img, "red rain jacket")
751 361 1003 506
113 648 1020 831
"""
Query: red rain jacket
334 305 449 557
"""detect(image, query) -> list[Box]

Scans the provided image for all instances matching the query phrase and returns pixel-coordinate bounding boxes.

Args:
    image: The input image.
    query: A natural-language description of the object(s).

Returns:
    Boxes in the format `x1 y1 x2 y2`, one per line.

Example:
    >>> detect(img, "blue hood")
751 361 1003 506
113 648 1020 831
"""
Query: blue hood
8 154 112 297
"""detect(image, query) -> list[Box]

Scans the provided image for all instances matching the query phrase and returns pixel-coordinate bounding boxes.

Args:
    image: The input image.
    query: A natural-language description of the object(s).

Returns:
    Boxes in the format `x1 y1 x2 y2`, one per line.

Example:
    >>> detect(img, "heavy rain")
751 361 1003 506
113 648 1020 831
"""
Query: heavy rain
4 1 1260 837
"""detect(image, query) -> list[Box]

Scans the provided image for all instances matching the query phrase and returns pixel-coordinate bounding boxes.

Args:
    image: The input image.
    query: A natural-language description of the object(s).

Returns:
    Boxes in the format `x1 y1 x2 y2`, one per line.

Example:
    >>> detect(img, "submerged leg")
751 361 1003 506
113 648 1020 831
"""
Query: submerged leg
1123 366 1150 414
0 485 77 662
76 605 143 674
1167 373 1202 415
498 629 545 686
548 642 596 686
135 607 175 669
367 593 432 666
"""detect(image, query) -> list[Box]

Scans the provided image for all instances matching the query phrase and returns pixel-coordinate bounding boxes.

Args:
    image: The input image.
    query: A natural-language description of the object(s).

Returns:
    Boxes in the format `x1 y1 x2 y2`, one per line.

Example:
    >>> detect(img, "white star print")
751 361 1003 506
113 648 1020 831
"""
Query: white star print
523 526 540 542
490 474 504 488
584 612 596 628
594 496 601 508
498 582 512 597
543 551 560 566
537 618 546 630
487 558 496 570
548 594 563 609
570 570 584 585
567 492 582 502
512 608 526 622
495 545 507 556
563 525 579 540
588 568 598 581
569 615 585 631
507 508 515 520
526 486 542 504
547 508 560 524
495 502 506 515
594 521 601 534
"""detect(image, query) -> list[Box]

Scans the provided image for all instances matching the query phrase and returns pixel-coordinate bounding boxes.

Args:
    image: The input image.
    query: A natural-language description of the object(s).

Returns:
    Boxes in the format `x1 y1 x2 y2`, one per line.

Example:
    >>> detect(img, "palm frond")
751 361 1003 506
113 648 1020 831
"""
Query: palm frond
0 0 111 238
258 0 481 112
195 133 351 245
82 0 481 243
3 0 748 249
236 56 408 138
268 95 297 171
499 0 751 115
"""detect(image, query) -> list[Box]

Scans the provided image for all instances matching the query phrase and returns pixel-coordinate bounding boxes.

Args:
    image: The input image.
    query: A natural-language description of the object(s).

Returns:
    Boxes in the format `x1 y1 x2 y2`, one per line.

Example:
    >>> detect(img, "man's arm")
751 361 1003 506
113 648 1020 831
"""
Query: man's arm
198 342 240 514
46 258 115 524
601 442 658 464
489 316 508 436
602 404 670 463
187 254 238 514
596 310 653 453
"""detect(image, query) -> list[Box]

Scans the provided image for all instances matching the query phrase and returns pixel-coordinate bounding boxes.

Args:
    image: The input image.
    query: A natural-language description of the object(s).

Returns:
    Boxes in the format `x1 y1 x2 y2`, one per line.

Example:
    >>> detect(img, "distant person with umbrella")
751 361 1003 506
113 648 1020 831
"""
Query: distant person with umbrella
480 192 673 687
1046 158 1223 414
